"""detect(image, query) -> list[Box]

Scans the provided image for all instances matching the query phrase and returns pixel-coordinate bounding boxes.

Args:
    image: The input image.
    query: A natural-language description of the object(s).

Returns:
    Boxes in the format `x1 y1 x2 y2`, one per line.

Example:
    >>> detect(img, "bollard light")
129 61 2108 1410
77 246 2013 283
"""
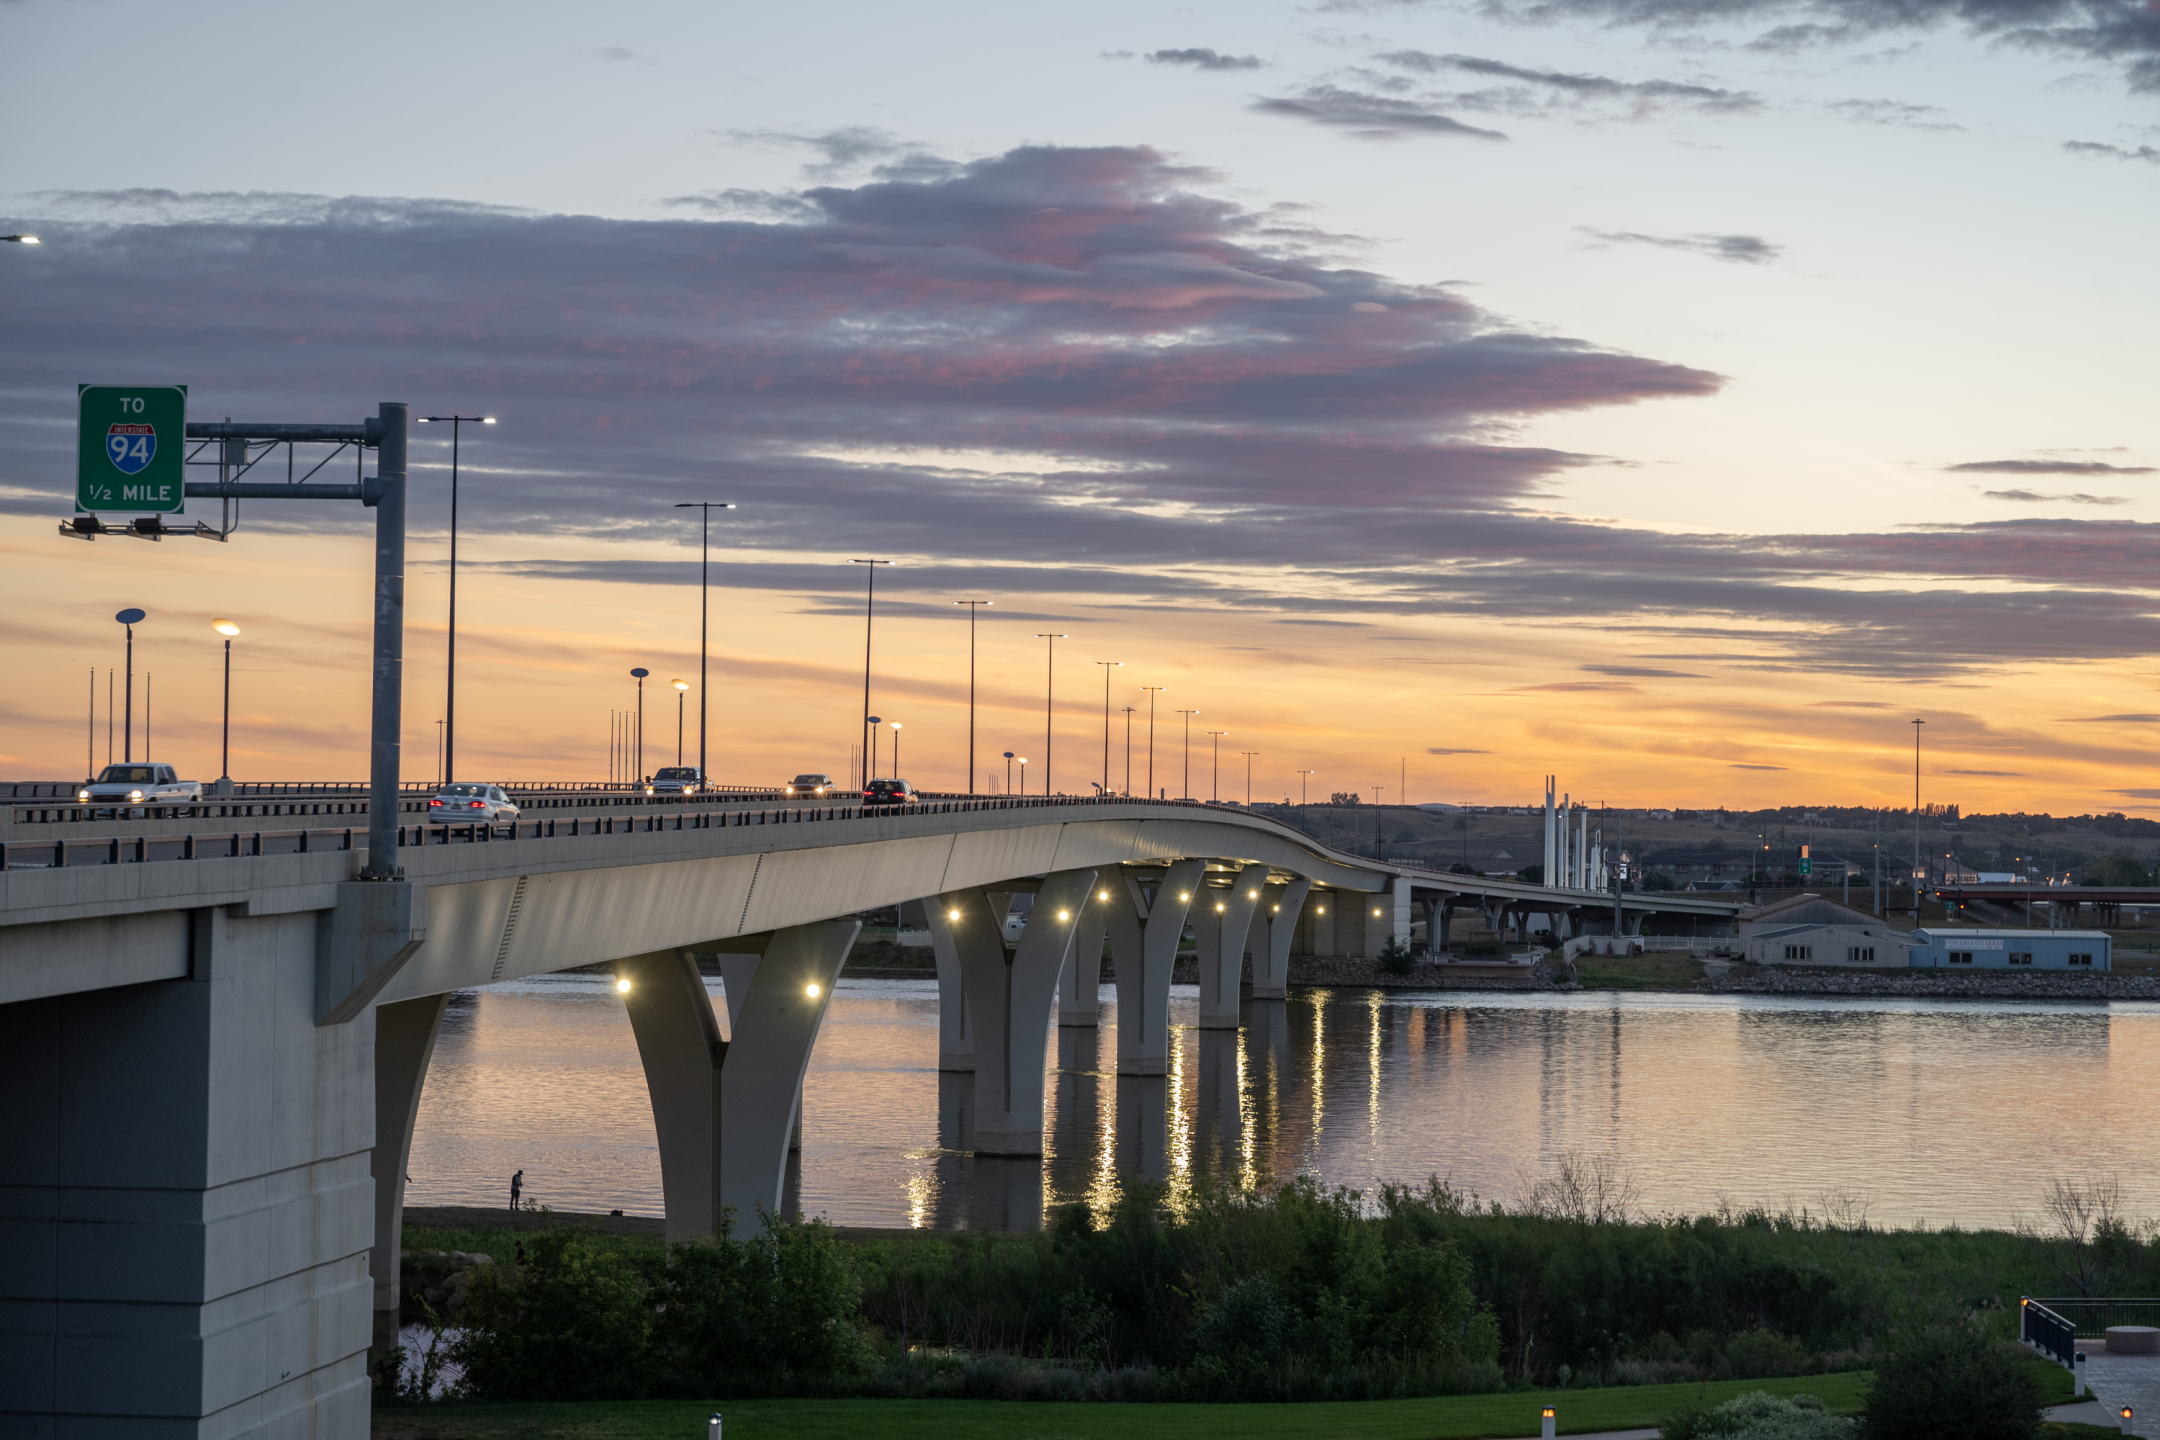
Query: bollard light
616 977 632 994
709 1412 723 1440
1541 1405 1557 1440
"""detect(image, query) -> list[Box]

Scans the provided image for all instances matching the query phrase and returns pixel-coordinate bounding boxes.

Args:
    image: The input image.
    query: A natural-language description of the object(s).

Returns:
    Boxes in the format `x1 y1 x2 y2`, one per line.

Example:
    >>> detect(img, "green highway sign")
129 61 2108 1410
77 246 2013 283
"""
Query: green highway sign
1798 844 1812 878
78 384 186 514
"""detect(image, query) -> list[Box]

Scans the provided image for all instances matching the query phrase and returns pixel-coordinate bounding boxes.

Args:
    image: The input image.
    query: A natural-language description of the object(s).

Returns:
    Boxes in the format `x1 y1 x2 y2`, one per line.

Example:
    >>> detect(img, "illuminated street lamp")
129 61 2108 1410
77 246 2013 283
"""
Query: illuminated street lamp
890 720 903 778
212 619 240 795
1 234 38 244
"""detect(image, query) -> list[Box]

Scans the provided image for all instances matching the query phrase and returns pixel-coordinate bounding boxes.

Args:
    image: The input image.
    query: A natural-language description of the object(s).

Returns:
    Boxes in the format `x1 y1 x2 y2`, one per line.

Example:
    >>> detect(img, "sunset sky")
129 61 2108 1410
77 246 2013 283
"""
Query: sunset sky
4 0 2157 810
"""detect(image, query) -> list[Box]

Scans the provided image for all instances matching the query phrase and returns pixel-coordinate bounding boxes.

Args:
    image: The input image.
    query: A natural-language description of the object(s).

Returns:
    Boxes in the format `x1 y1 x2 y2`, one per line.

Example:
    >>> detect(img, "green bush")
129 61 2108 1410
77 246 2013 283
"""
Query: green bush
452 1229 654 1401
650 1213 871 1392
1378 937 1416 974
1857 1327 2040 1440
1663 1390 1854 1440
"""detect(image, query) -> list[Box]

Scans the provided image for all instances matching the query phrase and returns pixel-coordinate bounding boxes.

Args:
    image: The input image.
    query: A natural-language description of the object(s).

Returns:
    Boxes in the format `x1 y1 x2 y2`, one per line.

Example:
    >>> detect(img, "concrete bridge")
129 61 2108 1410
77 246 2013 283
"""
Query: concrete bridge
0 790 1739 1439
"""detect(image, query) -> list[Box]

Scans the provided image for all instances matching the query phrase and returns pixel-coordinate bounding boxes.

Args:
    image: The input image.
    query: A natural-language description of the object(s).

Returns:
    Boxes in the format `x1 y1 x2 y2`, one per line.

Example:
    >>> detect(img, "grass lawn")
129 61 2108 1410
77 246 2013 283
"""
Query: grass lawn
375 1372 1870 1440
1571 950 1706 991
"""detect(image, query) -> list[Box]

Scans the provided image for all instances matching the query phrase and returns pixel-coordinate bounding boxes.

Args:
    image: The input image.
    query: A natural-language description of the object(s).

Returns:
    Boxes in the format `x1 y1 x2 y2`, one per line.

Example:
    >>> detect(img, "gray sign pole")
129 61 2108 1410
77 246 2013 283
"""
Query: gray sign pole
361 402 407 878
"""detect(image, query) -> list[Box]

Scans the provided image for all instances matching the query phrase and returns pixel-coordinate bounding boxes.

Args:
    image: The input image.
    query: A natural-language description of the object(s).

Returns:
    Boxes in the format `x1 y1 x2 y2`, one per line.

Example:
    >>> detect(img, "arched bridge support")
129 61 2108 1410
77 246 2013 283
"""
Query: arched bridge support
1192 864 1269 1029
1250 877 1312 999
929 869 1096 1156
1106 858 1206 1076
370 992 450 1355
617 918 858 1240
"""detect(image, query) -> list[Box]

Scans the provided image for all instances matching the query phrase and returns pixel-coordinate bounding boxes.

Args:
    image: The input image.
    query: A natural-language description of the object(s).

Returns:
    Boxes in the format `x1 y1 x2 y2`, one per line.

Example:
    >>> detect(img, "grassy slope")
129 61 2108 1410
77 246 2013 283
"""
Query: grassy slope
376 1372 1871 1440
1570 951 1707 990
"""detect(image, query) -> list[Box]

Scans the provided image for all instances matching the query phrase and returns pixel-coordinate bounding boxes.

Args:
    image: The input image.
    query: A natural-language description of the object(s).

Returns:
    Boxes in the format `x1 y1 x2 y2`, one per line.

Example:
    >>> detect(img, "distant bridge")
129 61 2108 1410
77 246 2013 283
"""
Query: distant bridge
0 788 1740 1439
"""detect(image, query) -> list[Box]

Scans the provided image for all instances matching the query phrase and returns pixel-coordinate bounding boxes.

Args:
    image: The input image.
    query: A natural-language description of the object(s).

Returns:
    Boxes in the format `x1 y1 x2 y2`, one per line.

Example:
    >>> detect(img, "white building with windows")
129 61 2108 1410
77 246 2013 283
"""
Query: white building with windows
1907 928 2111 970
1744 923 1905 968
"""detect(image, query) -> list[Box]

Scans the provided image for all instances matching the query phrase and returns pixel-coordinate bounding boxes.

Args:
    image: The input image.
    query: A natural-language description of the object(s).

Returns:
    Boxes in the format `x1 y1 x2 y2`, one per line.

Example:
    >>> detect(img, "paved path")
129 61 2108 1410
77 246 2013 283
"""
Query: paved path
2082 1350 2160 1438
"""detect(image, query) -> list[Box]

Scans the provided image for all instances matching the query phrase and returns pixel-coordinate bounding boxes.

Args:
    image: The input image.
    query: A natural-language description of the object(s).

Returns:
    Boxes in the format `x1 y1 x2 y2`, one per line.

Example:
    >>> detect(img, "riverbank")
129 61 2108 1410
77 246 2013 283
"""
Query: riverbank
1703 966 2160 999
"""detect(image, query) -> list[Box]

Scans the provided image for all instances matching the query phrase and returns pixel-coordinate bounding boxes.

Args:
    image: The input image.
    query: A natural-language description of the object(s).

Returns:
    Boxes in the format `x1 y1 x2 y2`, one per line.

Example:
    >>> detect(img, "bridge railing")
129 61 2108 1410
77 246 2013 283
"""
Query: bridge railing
0 793 1746 919
0 794 1270 871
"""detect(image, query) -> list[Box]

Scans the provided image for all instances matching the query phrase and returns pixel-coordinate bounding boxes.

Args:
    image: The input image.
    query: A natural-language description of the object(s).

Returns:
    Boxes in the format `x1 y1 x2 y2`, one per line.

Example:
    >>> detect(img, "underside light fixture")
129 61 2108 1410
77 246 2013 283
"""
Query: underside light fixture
1215 902 1225 913
616 977 632 993
806 982 822 999
1057 909 1070 921
1317 905 1326 915
1179 891 1190 902
1373 907 1383 917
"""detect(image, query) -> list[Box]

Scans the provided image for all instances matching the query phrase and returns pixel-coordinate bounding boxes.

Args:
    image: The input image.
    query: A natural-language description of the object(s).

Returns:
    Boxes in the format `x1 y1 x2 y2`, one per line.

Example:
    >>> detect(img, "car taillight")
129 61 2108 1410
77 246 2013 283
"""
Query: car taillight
469 800 484 808
430 800 443 807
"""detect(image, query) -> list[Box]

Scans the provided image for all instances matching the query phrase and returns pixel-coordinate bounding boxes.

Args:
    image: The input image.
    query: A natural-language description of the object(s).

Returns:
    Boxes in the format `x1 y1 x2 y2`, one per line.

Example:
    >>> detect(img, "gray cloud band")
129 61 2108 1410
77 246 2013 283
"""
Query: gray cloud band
3 144 2154 680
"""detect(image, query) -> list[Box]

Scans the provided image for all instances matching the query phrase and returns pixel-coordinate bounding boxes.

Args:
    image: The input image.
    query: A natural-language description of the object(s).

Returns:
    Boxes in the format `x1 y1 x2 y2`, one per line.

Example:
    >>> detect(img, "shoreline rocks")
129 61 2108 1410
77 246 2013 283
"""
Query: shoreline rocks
1702 967 2160 1000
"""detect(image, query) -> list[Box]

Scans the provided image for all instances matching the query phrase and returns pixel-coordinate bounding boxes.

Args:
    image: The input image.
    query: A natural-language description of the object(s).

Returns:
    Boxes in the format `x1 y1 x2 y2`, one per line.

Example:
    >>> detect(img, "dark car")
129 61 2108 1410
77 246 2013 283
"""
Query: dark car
863 778 917 806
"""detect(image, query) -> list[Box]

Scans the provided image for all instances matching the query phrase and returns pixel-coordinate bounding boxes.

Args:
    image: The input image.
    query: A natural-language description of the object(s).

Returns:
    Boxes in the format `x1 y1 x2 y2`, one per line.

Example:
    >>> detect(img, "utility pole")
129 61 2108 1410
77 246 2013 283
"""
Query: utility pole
1122 705 1135 795
1035 633 1068 794
851 559 891 791
1176 709 1200 799
675 501 736 779
1911 718 1925 923
1094 660 1122 795
953 600 992 792
1142 687 1166 797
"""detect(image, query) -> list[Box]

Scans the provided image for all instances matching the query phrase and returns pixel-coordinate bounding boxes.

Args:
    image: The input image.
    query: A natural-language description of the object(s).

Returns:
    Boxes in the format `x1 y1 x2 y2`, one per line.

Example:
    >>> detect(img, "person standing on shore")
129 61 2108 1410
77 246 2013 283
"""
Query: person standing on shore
509 1169 523 1211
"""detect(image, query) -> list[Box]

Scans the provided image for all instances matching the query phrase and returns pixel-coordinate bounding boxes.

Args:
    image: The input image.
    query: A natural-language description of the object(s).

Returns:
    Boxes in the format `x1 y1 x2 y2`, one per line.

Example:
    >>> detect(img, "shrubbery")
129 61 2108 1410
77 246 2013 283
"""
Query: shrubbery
404 1174 2115 1407
1662 1390 1854 1440
1857 1326 2041 1440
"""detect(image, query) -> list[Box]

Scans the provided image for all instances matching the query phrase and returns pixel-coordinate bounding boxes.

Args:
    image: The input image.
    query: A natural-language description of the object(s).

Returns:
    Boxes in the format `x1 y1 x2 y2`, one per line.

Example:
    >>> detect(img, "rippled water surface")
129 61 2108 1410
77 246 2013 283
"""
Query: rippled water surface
406 976 2160 1230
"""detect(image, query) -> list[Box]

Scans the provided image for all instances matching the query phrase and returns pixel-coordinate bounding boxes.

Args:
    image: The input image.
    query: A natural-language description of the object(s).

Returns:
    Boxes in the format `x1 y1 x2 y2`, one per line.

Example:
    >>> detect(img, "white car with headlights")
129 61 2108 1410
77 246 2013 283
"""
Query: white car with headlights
78 763 203 805
428 783 521 821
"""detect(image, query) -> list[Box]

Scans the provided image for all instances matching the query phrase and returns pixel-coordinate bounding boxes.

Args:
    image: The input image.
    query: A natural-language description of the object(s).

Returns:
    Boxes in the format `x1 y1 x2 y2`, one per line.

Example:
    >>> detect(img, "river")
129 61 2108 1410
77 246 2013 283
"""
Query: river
404 975 2160 1231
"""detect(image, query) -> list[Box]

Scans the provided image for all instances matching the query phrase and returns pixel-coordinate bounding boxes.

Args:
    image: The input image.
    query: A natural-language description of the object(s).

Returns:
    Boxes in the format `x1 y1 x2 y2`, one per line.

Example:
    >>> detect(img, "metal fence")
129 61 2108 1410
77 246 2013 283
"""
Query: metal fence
2023 1298 2077 1367
2026 1297 2160 1339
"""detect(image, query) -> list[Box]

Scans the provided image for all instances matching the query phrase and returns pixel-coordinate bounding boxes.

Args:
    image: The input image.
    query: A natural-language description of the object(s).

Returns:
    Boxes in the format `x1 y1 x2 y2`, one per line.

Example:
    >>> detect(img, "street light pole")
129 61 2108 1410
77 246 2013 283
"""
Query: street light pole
891 720 902 778
1206 730 1229 802
867 716 882 782
673 679 689 765
630 668 649 781
1035 633 1068 795
1003 750 1014 795
416 414 494 785
953 600 992 792
212 619 239 792
1176 709 1199 799
1122 706 1135 795
1296 769 1314 808
1142 686 1166 798
852 560 892 791
1911 717 1925 922
674 502 736 778
1240 751 1260 807
114 608 144 762
1093 660 1122 794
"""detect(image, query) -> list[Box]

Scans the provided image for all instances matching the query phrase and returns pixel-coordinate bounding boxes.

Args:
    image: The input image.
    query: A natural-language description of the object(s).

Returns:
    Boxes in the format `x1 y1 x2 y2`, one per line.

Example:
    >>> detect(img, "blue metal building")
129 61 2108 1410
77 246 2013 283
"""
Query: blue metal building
1907 927 2111 970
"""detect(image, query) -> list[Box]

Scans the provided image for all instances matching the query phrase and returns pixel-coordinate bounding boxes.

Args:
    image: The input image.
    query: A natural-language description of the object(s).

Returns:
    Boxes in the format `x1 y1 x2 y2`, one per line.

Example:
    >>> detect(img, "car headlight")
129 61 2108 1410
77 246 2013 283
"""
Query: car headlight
129 790 144 802
78 789 91 801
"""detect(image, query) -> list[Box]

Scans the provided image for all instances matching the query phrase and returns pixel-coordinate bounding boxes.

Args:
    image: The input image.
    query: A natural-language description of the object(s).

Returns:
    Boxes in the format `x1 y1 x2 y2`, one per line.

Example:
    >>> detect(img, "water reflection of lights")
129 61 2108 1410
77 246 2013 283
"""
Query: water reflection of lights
405 977 2160 1232
1368 994 1384 1142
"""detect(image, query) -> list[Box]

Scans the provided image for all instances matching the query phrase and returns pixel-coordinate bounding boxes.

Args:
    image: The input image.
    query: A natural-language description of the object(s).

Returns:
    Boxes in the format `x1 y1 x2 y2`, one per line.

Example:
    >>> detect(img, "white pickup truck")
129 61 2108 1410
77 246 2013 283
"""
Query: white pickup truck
78 763 204 805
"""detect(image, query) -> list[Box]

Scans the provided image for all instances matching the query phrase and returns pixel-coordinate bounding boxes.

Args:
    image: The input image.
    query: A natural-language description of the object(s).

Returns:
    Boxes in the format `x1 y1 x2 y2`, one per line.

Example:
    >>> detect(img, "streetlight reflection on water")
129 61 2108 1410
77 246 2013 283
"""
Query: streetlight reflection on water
403 977 2160 1234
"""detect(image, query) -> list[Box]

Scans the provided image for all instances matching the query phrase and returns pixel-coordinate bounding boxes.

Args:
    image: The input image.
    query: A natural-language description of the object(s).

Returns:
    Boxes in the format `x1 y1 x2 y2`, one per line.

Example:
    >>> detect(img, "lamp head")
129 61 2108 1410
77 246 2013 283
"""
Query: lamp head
212 619 240 637
672 679 689 692
116 607 146 625
630 667 649 679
